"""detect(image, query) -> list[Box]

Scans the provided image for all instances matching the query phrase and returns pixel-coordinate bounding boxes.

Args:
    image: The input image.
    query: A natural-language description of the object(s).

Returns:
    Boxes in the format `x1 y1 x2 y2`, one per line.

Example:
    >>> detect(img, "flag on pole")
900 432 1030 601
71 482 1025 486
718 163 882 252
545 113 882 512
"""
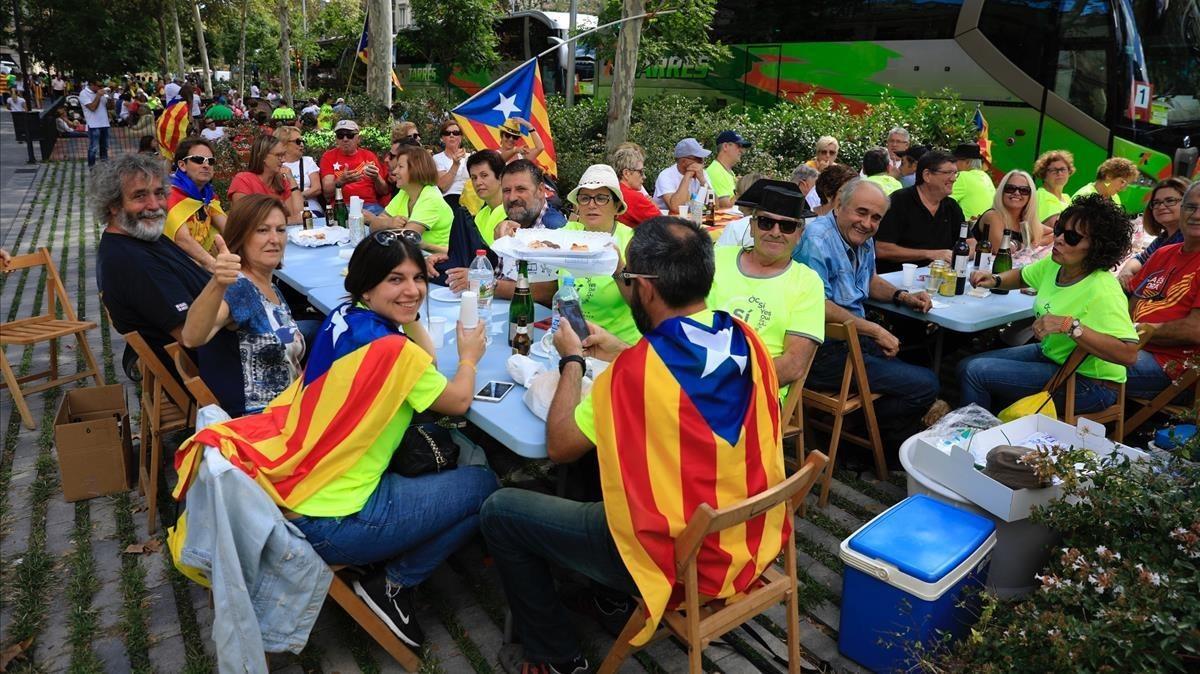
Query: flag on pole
451 58 558 177
356 12 404 90
974 108 993 166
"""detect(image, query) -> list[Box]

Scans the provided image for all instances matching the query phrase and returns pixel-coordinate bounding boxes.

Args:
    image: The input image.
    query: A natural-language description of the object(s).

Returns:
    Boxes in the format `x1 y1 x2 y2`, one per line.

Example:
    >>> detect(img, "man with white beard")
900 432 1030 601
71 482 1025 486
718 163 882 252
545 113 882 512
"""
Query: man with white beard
94 154 213 378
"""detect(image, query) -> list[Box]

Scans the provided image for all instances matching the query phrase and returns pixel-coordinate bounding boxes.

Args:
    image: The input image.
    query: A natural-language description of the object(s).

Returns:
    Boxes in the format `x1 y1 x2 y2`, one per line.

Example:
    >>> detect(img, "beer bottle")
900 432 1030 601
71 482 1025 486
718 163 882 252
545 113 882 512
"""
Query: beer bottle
512 317 531 356
703 189 716 228
301 207 314 230
333 186 348 229
951 221 970 295
508 261 535 346
991 229 1013 294
974 223 993 272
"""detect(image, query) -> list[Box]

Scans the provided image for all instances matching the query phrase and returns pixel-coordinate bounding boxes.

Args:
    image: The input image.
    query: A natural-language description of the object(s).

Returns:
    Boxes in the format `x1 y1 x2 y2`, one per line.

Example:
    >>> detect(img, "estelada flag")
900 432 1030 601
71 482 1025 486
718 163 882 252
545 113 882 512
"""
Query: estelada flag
357 12 405 90
451 58 558 177
172 303 433 508
974 108 993 166
156 100 191 160
590 311 787 645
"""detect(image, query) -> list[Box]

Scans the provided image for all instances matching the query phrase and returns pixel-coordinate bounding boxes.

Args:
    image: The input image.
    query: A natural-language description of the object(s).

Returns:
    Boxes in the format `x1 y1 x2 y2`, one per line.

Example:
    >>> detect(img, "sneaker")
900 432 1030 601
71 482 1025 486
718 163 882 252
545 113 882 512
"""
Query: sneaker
498 644 589 674
352 572 425 647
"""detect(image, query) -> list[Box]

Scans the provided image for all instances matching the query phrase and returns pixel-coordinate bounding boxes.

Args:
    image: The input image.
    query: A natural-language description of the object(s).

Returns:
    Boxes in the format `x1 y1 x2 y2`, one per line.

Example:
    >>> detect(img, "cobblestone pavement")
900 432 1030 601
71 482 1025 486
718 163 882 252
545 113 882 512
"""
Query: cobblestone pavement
0 158 908 673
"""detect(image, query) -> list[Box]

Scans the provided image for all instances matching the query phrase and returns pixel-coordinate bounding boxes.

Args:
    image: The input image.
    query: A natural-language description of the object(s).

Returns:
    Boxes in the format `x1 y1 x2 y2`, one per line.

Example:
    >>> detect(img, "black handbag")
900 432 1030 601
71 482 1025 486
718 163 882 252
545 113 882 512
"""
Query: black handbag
391 418 460 477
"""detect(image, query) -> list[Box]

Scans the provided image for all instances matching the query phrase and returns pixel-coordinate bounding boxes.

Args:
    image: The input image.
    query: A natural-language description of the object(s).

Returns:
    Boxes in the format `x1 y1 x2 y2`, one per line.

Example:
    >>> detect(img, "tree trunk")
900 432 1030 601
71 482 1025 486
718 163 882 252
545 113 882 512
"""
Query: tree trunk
238 0 248 99
299 0 309 90
170 0 186 77
605 0 645 157
365 0 392 108
278 0 293 106
190 0 213 96
156 13 169 79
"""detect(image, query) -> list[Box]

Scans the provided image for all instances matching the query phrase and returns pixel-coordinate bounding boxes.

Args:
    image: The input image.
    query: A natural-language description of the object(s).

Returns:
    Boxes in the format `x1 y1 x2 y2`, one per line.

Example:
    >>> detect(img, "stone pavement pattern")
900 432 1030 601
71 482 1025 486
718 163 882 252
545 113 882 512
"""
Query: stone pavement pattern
0 152 907 673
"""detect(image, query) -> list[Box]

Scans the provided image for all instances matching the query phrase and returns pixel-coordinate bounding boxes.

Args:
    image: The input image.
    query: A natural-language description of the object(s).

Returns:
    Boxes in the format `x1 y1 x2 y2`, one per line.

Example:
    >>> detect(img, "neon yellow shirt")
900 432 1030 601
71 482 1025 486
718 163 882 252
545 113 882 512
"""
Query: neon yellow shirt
475 202 507 247
385 184 453 248
293 361 447 516
1020 256 1137 383
866 173 903 195
557 221 640 345
950 169 996 220
705 161 737 200
1037 187 1070 222
1071 182 1122 208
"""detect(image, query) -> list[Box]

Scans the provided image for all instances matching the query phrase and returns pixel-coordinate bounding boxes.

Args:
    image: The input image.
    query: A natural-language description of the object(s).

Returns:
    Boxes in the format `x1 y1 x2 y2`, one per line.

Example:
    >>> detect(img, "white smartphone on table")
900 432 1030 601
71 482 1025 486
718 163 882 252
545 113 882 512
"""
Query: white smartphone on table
474 381 514 403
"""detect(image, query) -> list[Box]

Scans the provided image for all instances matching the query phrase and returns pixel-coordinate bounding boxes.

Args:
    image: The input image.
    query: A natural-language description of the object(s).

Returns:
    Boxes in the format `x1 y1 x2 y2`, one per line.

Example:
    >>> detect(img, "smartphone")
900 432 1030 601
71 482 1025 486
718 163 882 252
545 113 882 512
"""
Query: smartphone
558 299 590 341
474 381 515 403
1019 287 1037 296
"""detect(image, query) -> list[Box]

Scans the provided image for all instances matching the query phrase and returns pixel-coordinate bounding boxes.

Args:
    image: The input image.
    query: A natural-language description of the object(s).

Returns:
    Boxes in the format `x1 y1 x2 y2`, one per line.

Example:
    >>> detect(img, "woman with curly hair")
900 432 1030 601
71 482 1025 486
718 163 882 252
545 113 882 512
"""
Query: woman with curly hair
1116 177 1189 289
1032 149 1075 225
1071 156 1138 208
960 194 1140 413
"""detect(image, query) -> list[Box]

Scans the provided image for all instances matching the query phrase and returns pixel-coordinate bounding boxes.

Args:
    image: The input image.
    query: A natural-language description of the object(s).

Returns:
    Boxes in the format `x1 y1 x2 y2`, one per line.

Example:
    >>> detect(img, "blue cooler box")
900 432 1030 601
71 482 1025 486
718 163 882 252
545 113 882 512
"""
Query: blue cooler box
838 494 995 672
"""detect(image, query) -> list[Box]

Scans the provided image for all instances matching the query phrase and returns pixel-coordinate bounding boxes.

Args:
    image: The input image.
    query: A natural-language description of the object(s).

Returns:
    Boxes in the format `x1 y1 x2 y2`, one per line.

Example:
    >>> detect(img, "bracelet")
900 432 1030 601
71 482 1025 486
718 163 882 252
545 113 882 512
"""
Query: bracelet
892 289 907 306
992 274 1002 288
558 354 586 375
458 359 476 373
1060 316 1072 334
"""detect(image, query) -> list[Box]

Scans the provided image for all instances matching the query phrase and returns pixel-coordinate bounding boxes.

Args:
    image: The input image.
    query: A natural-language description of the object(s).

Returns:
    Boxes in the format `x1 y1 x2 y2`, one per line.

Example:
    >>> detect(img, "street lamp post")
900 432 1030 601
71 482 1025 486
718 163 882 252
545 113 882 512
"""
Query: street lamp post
565 0 577 107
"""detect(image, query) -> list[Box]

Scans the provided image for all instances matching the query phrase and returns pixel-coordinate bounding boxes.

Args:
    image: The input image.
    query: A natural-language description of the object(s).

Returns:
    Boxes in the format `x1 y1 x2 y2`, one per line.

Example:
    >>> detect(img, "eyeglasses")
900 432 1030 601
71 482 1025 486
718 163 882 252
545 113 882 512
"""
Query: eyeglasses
1052 221 1086 246
624 167 645 175
441 129 462 137
501 132 521 140
335 131 358 140
289 139 305 147
576 193 613 206
183 155 215 166
371 229 422 247
930 168 959 177
1002 184 1032 196
406 133 420 141
1149 197 1182 210
621 271 659 287
1183 203 1199 216
1046 166 1071 175
754 214 801 234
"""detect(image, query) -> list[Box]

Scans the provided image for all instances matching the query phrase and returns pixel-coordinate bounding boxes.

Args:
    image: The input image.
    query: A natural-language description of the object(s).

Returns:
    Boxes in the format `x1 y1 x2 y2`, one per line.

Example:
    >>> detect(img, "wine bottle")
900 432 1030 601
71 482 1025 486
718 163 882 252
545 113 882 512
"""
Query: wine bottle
512 317 531 356
702 188 716 228
951 221 970 295
991 229 1013 294
974 223 993 273
508 261 534 346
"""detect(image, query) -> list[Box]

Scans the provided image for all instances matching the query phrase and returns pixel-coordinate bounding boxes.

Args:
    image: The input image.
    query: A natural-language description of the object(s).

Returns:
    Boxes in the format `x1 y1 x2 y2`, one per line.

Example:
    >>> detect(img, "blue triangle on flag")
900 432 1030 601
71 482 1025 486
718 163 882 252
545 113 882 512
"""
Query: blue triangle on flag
451 59 538 128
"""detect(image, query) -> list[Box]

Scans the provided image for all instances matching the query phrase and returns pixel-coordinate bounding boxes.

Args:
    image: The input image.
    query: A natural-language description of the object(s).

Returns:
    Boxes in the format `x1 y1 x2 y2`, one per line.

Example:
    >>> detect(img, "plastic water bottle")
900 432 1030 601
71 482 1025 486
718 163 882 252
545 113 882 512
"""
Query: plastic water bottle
468 249 495 328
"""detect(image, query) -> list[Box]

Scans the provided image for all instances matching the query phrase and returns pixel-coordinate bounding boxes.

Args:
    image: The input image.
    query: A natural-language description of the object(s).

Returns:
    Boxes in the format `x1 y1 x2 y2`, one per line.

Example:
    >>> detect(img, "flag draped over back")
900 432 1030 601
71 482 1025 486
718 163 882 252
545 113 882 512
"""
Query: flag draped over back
172 303 432 508
156 101 191 159
590 312 788 645
451 58 558 177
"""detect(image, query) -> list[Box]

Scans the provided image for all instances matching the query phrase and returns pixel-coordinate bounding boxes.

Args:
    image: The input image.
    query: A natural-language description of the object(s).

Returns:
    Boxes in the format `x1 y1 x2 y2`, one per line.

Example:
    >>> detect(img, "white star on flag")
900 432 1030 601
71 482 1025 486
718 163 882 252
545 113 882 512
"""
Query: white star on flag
492 93 521 119
681 323 747 378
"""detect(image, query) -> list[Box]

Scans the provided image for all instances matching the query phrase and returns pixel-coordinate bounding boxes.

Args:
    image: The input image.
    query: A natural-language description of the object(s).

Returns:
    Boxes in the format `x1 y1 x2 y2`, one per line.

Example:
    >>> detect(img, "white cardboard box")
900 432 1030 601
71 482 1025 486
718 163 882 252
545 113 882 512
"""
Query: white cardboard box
911 415 1148 522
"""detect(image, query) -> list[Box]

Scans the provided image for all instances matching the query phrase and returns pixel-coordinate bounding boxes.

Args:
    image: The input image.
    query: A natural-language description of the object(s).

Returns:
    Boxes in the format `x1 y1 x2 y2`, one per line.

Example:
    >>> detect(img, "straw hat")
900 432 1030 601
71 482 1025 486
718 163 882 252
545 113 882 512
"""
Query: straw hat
567 164 627 215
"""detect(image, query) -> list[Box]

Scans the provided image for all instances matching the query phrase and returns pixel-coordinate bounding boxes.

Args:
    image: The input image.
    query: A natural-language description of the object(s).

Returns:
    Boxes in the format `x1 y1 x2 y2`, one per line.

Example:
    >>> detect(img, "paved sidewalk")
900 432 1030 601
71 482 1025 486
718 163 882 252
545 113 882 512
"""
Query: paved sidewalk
0 156 901 673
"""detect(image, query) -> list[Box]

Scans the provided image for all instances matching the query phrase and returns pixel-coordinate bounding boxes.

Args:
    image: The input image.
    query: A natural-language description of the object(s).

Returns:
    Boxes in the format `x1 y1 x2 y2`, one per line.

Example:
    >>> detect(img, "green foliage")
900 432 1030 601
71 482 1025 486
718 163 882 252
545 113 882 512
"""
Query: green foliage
593 0 730 71
395 0 501 73
23 0 160 75
927 450 1200 673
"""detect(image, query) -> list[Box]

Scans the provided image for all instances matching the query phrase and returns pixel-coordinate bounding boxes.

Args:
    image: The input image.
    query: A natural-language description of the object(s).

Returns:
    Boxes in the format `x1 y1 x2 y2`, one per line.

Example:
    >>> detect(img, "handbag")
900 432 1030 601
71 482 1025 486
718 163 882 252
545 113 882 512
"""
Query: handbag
391 417 460 477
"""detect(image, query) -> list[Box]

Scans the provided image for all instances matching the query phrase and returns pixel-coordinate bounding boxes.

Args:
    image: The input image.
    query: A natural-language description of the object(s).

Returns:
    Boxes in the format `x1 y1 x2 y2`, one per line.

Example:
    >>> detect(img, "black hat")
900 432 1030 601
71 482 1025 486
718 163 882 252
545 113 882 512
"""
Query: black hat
735 179 814 220
953 143 983 160
897 145 930 161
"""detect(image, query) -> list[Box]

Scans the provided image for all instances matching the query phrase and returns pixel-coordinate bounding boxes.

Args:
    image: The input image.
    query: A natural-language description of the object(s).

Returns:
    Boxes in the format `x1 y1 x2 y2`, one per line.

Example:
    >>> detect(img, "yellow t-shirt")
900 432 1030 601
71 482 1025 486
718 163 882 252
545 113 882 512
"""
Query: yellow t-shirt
475 202 507 247
385 184 454 248
950 169 996 220
705 161 737 200
557 222 641 346
1037 187 1070 222
866 173 903 195
1071 182 1122 209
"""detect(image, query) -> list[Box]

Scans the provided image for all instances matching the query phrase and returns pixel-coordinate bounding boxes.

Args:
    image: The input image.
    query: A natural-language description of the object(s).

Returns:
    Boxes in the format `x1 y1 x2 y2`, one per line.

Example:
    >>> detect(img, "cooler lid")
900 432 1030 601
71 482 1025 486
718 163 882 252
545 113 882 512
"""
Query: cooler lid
847 494 995 584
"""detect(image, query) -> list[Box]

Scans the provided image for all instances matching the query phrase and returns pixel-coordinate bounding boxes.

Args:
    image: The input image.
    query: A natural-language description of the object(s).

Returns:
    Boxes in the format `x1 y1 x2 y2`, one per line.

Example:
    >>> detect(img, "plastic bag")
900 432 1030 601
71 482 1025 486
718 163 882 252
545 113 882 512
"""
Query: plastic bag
919 402 1003 450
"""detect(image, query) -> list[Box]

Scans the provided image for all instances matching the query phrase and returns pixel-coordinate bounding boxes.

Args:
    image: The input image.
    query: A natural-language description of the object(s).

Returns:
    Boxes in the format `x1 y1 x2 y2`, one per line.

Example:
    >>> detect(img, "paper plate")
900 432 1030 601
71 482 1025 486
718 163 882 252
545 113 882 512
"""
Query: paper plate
512 229 613 259
288 226 349 247
429 286 462 303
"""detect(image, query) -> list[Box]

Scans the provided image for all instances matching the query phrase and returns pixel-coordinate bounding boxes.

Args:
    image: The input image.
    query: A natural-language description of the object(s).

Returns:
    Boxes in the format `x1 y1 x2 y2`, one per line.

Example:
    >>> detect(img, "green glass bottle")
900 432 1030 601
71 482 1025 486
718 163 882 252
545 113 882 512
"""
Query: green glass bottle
333 186 348 229
990 229 1013 294
508 261 534 346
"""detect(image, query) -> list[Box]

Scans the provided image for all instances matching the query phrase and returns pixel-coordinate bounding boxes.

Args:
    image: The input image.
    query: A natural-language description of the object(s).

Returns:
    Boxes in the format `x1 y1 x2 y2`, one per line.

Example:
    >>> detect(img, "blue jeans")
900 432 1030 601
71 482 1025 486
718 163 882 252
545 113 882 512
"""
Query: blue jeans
292 466 497 587
480 488 637 663
1126 350 1194 404
87 126 109 166
958 344 1117 414
363 203 385 216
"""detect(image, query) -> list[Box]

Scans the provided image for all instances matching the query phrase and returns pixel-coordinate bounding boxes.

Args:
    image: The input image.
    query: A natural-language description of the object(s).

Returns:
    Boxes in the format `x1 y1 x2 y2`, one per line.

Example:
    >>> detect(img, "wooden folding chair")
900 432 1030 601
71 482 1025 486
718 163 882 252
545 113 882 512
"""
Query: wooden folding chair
121 332 195 533
801 321 887 508
780 345 818 472
164 343 219 412
1121 368 1199 441
1047 326 1153 441
0 247 101 428
598 452 828 674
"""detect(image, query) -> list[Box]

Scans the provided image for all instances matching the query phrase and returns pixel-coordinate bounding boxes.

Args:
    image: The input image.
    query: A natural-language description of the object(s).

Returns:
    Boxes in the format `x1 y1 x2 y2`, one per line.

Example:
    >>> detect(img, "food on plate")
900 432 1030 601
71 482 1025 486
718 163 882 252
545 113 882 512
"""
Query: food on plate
527 239 561 250
569 243 590 252
308 231 326 240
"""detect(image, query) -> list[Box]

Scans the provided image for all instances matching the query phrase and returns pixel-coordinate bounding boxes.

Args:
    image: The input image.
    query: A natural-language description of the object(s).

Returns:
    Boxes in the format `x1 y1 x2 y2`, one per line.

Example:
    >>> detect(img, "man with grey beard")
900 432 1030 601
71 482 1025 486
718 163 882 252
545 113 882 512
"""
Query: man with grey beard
95 154 213 378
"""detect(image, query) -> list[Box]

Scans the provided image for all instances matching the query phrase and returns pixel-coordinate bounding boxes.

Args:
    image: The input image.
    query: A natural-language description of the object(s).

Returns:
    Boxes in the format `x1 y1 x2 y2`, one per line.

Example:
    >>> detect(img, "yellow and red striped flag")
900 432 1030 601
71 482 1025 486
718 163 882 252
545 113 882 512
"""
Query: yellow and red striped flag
590 312 787 645
451 58 558 177
156 100 191 160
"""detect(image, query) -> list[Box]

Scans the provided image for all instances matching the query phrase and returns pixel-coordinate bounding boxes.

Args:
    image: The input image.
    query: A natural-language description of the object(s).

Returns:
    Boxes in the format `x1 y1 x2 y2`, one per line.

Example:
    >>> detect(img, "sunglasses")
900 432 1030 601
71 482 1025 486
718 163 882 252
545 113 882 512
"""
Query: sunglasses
754 214 801 234
290 139 305 147
441 129 462 137
335 131 358 139
371 228 422 247
183 155 215 166
1149 197 1182 210
576 193 613 206
621 271 659 287
1052 221 1086 246
1002 184 1032 196
406 133 420 141
501 132 521 140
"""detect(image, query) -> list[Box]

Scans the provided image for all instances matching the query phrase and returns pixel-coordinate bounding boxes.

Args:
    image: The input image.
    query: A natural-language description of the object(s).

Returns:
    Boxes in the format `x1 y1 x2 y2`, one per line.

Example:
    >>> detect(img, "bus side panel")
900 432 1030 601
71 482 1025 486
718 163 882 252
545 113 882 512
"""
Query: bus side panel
1112 136 1178 213
974 105 1043 184
1038 115 1110 202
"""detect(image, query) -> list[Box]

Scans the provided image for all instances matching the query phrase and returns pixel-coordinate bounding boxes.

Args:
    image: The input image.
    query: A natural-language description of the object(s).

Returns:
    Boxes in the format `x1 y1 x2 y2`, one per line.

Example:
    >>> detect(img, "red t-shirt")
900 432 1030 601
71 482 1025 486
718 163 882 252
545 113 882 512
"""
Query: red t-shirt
617 182 662 228
1130 242 1200 372
227 172 292 203
319 148 385 206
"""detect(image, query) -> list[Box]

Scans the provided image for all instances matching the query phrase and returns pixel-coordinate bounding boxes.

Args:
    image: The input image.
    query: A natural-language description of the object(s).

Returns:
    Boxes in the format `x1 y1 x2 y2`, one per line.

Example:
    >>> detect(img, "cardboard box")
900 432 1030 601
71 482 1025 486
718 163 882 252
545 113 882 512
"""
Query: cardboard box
54 385 134 502
911 415 1147 522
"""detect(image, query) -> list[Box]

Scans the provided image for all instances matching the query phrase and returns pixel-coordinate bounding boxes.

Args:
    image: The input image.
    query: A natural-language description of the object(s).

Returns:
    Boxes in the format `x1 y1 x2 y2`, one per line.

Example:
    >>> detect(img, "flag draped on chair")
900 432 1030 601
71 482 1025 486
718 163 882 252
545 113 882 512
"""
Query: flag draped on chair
451 58 558 177
172 303 432 508
589 311 788 646
156 100 191 160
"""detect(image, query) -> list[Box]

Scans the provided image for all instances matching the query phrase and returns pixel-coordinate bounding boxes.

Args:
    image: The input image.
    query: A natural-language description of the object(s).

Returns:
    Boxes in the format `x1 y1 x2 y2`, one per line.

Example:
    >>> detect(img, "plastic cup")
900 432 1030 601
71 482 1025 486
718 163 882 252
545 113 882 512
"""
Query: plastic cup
348 195 363 216
428 316 447 348
901 263 917 288
459 291 478 329
677 205 688 218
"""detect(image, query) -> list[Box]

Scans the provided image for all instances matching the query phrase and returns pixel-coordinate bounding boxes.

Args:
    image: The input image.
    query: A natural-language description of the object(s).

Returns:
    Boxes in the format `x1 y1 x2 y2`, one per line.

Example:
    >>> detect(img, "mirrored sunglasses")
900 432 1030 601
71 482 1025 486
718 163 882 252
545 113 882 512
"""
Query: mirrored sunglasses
754 214 800 234
183 155 215 166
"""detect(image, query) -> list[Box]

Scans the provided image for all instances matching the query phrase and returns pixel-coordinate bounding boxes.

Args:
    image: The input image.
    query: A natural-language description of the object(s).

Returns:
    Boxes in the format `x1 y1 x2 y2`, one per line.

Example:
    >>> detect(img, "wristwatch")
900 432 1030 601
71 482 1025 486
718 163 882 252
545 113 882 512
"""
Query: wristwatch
559 354 586 375
891 289 907 306
991 274 1003 288
1069 318 1083 339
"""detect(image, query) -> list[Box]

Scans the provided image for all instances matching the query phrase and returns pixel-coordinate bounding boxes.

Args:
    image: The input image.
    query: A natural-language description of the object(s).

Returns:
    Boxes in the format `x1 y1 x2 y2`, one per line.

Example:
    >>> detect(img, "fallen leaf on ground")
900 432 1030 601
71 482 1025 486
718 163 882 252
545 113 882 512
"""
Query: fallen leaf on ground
0 637 34 671
123 539 163 555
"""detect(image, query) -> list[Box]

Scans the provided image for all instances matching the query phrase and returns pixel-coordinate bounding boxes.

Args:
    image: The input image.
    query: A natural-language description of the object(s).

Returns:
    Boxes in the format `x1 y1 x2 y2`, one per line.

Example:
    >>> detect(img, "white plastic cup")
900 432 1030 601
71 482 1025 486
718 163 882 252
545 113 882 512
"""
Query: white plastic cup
428 316 447 348
676 205 688 218
348 196 363 217
459 291 479 329
901 263 917 288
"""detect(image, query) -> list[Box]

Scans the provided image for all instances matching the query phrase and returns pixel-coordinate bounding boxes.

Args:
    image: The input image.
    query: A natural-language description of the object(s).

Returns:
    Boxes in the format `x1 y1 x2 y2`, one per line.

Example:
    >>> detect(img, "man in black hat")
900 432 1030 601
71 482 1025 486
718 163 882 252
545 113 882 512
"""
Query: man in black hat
875 149 966 274
706 130 752 209
896 145 929 188
707 179 825 393
950 142 996 219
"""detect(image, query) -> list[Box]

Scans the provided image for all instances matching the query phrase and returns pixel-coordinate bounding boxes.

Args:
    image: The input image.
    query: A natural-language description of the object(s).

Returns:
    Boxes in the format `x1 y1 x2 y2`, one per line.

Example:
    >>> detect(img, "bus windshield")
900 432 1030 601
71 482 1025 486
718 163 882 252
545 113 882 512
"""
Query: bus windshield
1123 0 1200 127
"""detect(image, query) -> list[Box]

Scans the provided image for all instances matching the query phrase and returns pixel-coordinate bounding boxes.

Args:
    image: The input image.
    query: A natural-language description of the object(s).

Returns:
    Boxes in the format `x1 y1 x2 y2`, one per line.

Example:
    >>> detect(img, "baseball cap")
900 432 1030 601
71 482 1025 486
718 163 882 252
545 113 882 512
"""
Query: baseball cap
334 119 360 133
673 138 710 159
953 143 983 160
715 130 751 148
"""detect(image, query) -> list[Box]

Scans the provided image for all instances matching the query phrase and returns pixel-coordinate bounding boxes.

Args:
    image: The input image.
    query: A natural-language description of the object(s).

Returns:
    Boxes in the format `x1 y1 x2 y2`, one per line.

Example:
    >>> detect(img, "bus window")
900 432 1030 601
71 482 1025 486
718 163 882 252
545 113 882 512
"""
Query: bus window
1052 0 1114 124
712 0 962 44
1126 0 1200 127
979 0 1056 84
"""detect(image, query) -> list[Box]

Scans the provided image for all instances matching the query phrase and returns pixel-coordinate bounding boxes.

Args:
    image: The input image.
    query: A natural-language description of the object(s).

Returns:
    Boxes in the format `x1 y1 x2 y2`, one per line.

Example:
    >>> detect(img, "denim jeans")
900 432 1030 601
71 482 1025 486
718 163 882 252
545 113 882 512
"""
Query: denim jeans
363 203 386 216
292 466 497 587
957 343 1117 414
1125 350 1192 403
480 488 637 663
87 126 109 166
806 336 939 448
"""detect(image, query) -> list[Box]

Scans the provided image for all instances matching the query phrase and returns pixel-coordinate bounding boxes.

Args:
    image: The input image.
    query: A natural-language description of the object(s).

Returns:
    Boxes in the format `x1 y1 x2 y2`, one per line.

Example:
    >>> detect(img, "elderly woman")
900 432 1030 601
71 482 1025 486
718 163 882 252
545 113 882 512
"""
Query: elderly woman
181 195 304 416
806 135 840 171
611 145 661 227
811 163 857 217
228 135 303 223
392 120 421 146
372 144 454 253
274 125 323 217
963 194 1139 413
1033 149 1075 225
1117 177 1189 289
1071 157 1138 208
530 164 641 345
433 119 469 209
974 169 1045 254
